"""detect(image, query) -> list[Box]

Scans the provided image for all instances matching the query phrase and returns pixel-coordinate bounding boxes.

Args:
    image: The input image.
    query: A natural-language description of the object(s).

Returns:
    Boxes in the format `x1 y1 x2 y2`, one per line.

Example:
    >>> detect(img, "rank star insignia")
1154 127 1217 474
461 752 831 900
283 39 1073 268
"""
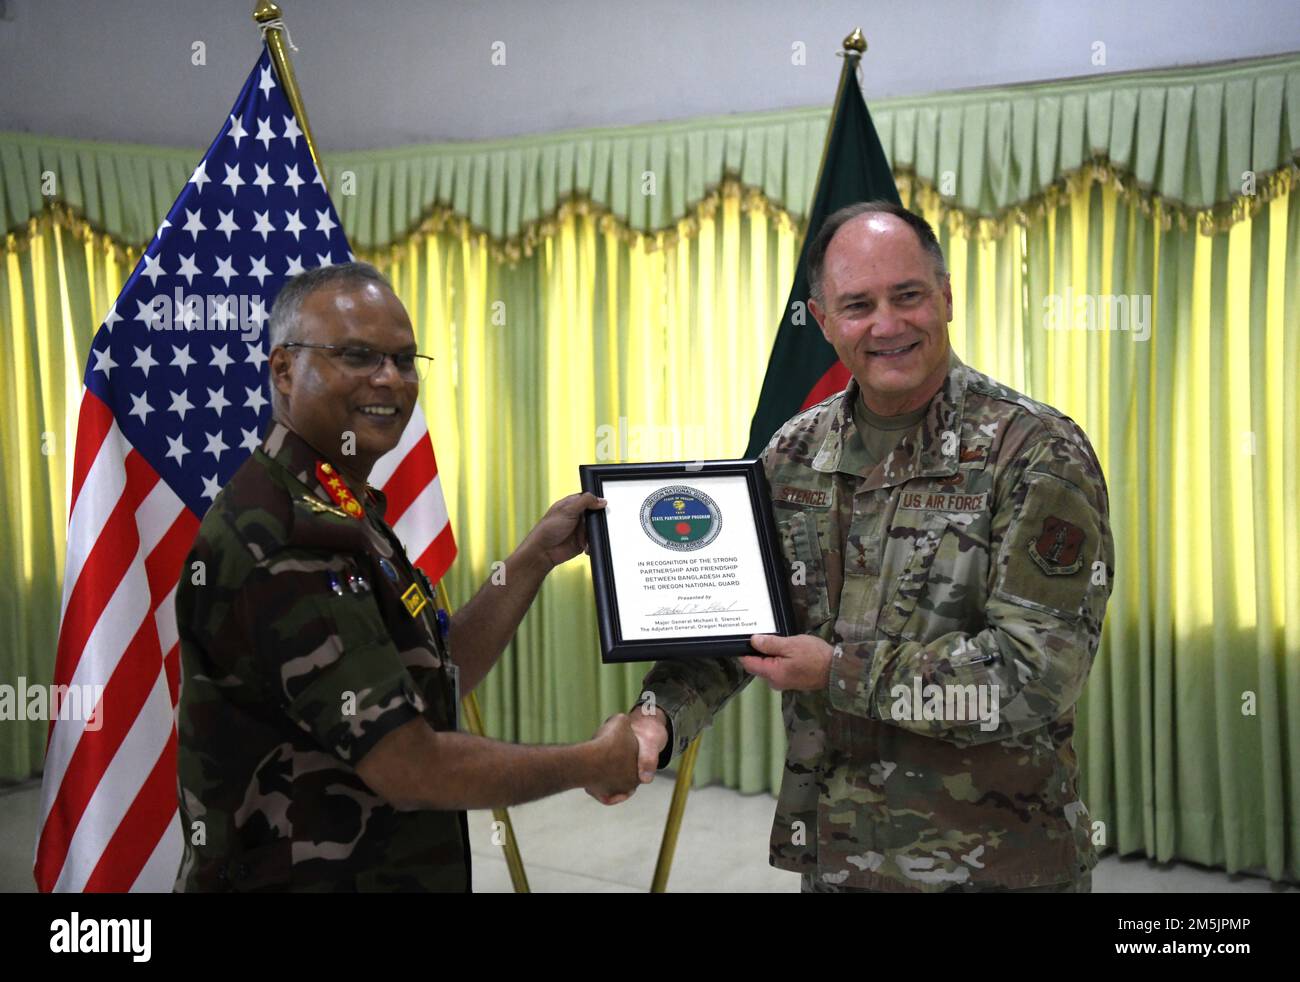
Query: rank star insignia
315 460 364 520
1029 515 1085 574
401 582 428 617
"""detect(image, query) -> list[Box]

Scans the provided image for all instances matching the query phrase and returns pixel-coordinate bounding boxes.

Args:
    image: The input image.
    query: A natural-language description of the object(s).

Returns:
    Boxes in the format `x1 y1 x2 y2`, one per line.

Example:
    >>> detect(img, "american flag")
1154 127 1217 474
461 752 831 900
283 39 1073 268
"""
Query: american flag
35 47 457 892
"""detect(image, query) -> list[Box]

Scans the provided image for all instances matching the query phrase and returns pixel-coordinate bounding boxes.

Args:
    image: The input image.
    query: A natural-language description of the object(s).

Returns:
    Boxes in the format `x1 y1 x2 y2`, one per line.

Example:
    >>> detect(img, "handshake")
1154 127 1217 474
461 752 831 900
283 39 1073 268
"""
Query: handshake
582 706 670 804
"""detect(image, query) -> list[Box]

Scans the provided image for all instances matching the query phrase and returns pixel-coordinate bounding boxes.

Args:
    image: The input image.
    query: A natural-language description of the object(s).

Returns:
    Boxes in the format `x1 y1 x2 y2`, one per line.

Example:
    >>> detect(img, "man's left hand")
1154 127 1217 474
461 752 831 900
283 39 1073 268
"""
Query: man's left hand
739 634 834 692
519 492 606 571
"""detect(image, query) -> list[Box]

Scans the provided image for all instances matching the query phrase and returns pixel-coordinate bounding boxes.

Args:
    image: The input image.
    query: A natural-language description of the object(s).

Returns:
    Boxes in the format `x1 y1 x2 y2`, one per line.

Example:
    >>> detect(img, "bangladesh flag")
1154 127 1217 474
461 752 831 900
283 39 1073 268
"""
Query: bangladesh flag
743 57 901 457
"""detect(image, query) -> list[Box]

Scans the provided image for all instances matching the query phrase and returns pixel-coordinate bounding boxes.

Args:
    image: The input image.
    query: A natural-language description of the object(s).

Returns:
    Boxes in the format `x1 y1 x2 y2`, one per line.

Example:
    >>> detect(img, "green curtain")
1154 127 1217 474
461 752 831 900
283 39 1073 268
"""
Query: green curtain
4 54 1296 249
1052 187 1300 881
2 52 1298 881
915 176 1300 881
0 225 138 779
378 195 799 792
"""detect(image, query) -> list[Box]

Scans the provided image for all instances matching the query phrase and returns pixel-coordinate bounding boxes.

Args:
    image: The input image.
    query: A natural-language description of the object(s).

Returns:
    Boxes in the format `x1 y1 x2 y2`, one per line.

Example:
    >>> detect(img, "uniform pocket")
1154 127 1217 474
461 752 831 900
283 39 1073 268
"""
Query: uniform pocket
876 513 952 642
779 510 832 630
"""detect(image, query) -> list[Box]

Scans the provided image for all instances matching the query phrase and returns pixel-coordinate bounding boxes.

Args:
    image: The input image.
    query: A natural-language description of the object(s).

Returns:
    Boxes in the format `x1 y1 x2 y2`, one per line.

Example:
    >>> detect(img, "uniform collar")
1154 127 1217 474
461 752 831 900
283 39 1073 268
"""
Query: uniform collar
259 421 387 521
812 348 967 489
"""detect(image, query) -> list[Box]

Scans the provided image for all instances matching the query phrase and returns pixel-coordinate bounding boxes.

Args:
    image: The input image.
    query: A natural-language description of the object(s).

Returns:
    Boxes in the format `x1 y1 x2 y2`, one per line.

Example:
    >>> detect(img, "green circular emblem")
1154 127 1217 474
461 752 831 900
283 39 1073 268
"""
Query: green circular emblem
640 486 722 552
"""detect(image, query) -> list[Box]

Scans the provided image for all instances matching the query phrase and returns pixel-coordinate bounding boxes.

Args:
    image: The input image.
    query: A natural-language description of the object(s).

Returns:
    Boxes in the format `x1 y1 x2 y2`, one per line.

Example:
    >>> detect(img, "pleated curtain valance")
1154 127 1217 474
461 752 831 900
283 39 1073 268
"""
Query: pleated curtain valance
3 51 1298 253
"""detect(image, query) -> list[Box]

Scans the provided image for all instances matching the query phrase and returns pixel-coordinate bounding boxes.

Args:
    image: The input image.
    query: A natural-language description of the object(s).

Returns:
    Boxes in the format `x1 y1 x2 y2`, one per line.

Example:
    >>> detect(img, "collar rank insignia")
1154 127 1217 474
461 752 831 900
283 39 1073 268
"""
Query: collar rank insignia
298 495 351 520
315 460 365 520
401 582 429 618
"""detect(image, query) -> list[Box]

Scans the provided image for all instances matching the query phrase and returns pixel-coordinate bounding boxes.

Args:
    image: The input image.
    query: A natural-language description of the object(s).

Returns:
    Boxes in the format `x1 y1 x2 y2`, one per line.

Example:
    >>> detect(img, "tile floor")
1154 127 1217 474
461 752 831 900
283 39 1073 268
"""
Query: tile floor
1 776 1290 893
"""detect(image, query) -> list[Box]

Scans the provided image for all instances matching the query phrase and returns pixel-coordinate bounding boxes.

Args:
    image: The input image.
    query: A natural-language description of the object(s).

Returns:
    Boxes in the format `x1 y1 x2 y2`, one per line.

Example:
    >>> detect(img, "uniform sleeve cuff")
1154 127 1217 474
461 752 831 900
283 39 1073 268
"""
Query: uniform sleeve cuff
827 641 879 718
656 715 675 770
639 683 705 764
632 692 676 769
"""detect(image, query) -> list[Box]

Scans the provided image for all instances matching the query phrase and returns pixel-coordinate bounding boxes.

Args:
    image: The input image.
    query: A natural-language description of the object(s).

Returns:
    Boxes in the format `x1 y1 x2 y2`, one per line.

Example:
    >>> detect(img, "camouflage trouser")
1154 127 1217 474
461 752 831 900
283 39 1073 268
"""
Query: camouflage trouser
800 871 1093 894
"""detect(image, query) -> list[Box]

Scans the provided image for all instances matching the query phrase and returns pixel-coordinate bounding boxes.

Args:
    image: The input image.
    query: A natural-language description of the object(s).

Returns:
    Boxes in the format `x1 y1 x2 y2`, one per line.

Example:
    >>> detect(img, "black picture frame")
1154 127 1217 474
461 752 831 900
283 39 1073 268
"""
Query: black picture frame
578 459 797 664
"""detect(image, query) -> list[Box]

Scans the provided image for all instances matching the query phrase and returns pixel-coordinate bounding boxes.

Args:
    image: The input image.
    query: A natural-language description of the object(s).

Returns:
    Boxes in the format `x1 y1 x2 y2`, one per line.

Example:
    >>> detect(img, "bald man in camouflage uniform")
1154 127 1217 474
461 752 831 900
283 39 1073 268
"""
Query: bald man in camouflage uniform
176 263 638 892
605 203 1114 893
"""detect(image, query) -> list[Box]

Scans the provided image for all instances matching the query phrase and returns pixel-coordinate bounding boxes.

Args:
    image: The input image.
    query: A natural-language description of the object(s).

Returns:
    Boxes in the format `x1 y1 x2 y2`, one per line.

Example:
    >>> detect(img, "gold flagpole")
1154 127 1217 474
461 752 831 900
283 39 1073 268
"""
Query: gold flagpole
648 736 701 892
251 0 530 894
252 2 323 179
438 584 531 894
804 29 868 243
648 27 868 895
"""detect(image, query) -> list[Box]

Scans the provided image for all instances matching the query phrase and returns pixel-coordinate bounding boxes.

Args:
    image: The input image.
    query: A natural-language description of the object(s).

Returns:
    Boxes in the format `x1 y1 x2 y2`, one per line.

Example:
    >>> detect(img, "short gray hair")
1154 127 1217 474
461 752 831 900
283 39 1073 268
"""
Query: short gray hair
267 261 392 350
807 201 947 306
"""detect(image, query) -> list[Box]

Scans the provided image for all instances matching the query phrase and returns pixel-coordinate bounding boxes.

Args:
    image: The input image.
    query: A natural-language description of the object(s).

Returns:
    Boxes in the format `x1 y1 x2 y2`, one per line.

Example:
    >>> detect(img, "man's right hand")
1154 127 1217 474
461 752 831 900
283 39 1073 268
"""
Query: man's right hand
586 709 668 806
585 713 641 801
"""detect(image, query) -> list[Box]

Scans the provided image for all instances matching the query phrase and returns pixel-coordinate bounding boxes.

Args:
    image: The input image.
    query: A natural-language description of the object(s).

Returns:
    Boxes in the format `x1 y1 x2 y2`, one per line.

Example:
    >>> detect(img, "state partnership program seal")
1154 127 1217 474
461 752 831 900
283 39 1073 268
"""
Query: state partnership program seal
640 486 722 552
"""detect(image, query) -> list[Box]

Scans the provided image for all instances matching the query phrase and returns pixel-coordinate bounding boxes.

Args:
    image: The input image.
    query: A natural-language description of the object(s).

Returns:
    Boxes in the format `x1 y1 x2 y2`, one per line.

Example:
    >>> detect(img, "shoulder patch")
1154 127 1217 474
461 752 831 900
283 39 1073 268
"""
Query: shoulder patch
1027 515 1085 575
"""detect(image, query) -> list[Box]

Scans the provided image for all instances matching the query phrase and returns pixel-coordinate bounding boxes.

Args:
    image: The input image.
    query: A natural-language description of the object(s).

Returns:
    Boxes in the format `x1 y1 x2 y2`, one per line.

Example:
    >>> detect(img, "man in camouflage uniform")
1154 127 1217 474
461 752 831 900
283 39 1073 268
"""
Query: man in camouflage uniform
599 203 1113 893
176 262 638 892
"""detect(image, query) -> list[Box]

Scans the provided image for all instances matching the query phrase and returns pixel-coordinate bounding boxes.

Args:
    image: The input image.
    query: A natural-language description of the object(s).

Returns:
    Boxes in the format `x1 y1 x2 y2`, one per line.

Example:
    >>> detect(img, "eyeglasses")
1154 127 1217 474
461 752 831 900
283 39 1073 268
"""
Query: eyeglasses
282 342 434 380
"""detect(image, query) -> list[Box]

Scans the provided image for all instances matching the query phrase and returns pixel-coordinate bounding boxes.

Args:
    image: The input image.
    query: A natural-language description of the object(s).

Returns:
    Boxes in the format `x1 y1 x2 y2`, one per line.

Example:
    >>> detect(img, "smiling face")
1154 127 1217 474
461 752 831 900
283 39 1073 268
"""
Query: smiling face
269 280 417 484
809 213 954 416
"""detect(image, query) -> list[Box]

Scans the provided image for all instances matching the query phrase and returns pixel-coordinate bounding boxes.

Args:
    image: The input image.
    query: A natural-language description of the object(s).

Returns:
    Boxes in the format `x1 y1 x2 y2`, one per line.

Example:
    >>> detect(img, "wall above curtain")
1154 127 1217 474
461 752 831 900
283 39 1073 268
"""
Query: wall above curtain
3 53 1298 259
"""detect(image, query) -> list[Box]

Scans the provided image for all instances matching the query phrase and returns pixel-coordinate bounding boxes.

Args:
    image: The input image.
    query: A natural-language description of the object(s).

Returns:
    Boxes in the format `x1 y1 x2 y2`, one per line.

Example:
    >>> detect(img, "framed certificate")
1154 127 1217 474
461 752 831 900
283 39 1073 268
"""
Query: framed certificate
578 459 796 663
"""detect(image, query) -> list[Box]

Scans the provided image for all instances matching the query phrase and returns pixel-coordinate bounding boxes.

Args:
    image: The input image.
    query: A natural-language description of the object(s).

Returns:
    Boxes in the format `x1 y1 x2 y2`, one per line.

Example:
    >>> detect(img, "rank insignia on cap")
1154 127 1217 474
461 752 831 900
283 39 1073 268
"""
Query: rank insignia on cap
1029 515 1085 575
315 460 364 520
401 582 428 618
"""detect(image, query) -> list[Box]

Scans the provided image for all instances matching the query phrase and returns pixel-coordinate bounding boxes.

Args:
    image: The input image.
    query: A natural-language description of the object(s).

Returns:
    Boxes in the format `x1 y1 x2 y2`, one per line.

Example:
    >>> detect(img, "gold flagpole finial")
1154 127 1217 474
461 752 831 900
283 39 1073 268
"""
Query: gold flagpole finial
798 27 868 243
252 1 325 182
842 28 867 55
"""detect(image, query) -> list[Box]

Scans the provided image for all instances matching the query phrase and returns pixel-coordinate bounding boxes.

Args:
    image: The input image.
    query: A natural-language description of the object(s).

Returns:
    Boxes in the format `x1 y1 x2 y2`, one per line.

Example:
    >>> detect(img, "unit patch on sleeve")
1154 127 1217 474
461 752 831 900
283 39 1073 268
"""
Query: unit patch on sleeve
1028 515 1085 575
